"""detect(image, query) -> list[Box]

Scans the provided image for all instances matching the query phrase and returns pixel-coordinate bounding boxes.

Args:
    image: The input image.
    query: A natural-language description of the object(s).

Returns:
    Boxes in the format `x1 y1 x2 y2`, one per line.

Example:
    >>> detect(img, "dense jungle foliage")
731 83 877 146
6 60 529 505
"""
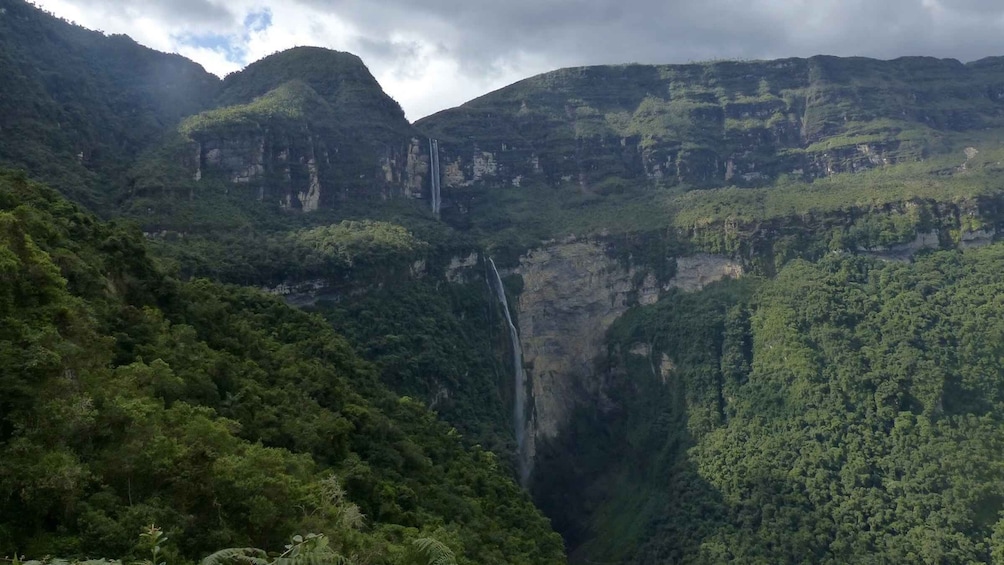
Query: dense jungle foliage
537 248 1004 563
13 1 1004 563
0 170 564 564
0 0 218 207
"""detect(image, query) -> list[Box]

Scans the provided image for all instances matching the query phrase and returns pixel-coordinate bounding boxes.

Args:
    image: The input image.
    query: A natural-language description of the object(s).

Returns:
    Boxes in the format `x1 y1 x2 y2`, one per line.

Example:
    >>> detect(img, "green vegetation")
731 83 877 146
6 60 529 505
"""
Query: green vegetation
14 4 1004 564
310 277 518 458
294 220 426 269
178 82 315 138
217 47 411 142
0 170 564 564
540 248 1004 563
0 0 218 207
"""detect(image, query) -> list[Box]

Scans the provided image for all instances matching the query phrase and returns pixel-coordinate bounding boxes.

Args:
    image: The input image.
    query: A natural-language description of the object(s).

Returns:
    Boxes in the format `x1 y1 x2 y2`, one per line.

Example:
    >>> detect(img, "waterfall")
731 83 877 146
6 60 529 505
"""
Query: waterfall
429 138 441 217
488 257 530 485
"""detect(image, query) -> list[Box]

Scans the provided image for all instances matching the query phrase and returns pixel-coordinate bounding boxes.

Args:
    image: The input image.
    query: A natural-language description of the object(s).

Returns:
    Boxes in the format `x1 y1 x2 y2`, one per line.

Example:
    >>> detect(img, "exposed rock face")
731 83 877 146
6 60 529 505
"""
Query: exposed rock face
189 128 437 211
859 230 941 261
176 48 440 212
446 252 480 283
417 56 1004 192
516 243 620 471
169 54 1004 217
858 227 1000 258
960 228 995 248
402 138 429 198
300 156 322 212
669 254 745 291
512 240 742 473
516 240 643 462
191 132 335 210
261 278 334 307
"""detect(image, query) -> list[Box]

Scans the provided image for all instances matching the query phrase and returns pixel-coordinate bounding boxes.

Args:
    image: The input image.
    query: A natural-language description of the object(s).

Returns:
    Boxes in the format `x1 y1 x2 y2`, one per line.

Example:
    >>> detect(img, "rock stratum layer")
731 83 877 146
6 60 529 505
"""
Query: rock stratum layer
416 56 1004 205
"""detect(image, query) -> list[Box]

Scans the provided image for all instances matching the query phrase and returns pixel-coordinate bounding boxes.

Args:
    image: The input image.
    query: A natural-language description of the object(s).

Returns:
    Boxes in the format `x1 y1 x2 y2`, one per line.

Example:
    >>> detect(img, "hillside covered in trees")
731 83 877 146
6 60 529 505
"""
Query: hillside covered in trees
11 0 1004 563
0 170 563 564
536 250 1004 563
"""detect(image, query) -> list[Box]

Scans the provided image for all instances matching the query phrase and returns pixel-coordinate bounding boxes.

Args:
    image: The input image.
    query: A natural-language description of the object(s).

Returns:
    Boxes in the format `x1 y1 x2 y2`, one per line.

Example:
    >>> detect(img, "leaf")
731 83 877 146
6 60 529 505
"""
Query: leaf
411 538 457 565
199 548 269 565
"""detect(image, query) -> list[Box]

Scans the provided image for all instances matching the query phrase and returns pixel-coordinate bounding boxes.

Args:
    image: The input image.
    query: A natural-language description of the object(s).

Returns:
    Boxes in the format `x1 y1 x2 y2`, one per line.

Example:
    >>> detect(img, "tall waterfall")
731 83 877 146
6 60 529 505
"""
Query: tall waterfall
429 138 441 217
488 257 530 485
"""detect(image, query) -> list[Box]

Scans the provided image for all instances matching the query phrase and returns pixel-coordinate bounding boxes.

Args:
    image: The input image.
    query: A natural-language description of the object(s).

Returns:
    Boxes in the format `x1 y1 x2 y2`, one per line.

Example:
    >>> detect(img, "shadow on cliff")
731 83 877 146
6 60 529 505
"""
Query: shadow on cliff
529 281 758 563
529 346 730 564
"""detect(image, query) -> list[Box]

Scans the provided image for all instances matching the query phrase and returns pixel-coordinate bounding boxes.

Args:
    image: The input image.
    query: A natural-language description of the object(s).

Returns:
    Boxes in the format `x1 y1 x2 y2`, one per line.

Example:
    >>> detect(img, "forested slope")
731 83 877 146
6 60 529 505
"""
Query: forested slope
10 2 1004 563
537 248 1004 563
0 170 564 564
0 0 219 207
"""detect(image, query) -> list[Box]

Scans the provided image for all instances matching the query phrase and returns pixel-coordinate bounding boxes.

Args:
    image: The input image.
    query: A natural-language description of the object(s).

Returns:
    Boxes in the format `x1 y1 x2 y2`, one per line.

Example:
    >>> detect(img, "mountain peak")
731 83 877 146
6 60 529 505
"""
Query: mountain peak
219 46 407 128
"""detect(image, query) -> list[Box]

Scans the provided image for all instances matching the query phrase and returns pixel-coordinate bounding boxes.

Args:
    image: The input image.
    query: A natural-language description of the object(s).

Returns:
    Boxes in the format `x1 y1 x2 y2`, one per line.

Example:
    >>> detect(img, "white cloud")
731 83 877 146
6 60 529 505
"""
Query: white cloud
29 0 1004 121
175 45 244 77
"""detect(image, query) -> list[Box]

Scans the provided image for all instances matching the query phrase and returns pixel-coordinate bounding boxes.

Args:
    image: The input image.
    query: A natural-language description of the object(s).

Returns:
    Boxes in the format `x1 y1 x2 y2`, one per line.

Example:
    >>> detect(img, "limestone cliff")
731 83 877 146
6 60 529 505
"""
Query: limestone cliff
416 56 1004 196
679 194 1004 275
511 239 743 475
173 49 438 211
187 127 430 212
189 129 329 210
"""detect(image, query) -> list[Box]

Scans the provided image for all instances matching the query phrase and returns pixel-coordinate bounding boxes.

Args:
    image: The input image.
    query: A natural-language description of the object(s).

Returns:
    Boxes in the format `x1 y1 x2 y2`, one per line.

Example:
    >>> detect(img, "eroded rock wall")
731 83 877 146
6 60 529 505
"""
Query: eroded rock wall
511 240 743 474
190 130 435 212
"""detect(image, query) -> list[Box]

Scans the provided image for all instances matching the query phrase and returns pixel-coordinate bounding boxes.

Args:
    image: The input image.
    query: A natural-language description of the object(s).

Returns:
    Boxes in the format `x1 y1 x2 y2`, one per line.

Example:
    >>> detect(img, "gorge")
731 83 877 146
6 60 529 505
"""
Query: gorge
8 0 1004 562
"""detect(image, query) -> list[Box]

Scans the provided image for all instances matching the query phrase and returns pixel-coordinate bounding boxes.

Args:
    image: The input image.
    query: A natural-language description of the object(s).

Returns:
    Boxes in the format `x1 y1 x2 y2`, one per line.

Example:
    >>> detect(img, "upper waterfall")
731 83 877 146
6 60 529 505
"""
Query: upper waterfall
429 138 442 217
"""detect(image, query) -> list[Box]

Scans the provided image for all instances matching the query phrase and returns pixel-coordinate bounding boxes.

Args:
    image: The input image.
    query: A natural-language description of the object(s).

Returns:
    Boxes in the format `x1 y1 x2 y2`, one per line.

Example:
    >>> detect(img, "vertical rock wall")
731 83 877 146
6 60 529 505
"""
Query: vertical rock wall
512 240 743 476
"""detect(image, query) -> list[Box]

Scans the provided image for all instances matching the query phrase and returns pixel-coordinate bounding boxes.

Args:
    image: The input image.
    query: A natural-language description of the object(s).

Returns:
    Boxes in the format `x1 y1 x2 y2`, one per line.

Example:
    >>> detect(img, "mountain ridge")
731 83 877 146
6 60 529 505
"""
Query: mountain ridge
11 2 1004 563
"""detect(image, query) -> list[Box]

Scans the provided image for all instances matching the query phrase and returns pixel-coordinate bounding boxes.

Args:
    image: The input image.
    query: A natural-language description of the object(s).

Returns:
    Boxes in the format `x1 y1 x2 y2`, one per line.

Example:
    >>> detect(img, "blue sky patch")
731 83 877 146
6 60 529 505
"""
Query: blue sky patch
244 9 273 34
175 31 247 64
173 9 271 66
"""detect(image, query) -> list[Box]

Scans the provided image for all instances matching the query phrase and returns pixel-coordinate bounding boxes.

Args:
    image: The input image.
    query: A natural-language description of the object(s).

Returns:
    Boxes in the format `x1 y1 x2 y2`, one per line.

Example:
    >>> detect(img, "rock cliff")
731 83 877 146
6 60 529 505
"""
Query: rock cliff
510 239 742 475
416 56 1004 206
173 49 435 211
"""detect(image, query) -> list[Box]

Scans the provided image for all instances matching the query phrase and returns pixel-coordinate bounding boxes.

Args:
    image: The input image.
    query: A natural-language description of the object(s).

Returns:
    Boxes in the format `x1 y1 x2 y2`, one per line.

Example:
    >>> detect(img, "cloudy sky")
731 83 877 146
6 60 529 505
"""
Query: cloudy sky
31 0 1004 120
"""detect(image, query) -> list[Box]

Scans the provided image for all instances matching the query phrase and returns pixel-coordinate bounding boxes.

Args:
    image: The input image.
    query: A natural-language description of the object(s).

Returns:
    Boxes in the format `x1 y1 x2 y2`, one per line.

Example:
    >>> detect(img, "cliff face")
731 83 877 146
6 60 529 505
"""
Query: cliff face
416 56 1004 198
174 49 433 211
187 127 428 211
507 195 1003 477
148 50 1004 483
125 53 1004 219
511 240 743 474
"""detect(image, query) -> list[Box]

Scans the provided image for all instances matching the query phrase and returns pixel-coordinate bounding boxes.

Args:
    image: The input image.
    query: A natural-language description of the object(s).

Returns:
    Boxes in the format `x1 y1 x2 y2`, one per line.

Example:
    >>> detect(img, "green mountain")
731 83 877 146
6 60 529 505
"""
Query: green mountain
171 48 421 213
409 56 1004 563
117 47 434 278
411 57 1004 251
0 3 562 564
417 56 1004 190
10 1 1004 563
0 0 219 207
0 0 422 217
0 170 563 563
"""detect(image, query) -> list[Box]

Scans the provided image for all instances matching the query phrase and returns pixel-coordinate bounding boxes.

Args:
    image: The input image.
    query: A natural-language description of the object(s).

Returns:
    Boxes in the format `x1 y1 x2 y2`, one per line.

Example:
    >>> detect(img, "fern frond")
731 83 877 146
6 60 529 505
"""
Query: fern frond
411 538 456 565
200 547 269 565
272 554 353 565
